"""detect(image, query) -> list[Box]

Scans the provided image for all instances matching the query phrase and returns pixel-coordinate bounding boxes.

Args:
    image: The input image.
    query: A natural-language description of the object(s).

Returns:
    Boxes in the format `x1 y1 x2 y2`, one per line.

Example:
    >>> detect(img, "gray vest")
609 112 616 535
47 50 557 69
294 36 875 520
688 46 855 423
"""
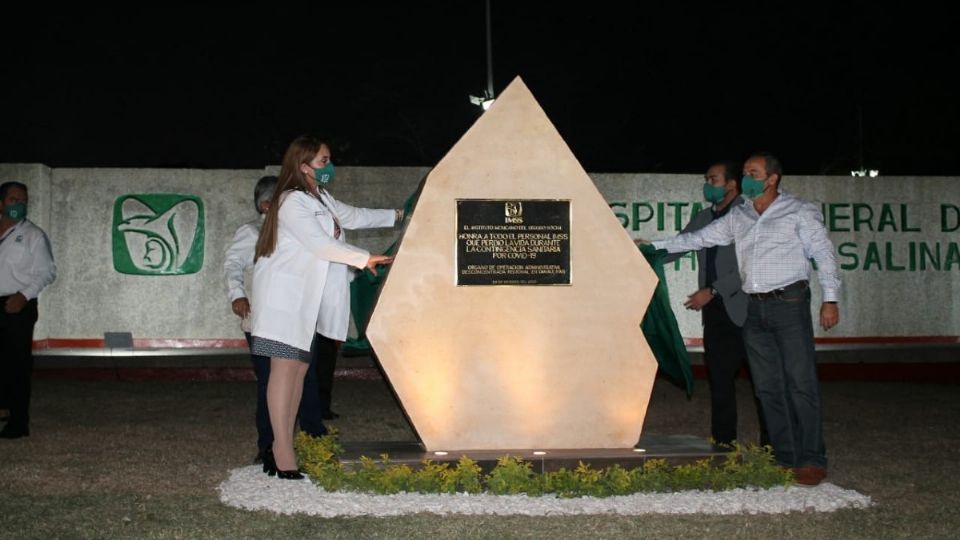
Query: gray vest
662 197 747 327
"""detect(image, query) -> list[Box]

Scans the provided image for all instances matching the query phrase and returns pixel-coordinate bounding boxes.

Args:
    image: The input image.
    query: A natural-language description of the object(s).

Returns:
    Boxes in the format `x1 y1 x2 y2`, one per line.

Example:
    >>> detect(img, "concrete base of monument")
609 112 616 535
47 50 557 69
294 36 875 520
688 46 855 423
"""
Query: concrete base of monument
339 434 721 472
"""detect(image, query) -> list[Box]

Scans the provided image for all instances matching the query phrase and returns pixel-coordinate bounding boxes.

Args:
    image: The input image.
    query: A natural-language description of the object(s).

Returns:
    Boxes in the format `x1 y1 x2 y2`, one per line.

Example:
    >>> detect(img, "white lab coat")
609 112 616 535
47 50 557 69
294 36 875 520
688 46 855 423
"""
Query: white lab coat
250 189 395 351
223 215 263 333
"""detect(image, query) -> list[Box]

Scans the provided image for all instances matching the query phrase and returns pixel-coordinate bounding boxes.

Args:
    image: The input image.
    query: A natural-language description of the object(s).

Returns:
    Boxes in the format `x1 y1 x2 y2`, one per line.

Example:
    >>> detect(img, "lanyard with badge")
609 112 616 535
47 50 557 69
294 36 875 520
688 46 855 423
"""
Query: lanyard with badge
317 191 342 239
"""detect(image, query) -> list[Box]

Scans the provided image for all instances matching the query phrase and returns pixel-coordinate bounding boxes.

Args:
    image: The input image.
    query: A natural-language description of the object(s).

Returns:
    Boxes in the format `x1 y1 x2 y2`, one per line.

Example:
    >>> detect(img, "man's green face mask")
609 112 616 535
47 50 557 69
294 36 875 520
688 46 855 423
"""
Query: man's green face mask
702 183 726 203
2 202 26 221
740 176 766 199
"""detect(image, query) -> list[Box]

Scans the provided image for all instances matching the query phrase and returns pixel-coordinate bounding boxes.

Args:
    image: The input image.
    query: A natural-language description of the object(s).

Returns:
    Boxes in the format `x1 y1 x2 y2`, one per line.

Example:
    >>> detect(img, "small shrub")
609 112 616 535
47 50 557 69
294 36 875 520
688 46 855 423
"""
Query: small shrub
671 459 715 491
543 462 605 497
486 455 541 495
441 456 483 494
295 430 344 491
344 455 385 493
294 432 790 498
375 462 416 494
600 465 633 496
631 458 672 492
410 460 450 493
723 442 793 488
542 467 578 498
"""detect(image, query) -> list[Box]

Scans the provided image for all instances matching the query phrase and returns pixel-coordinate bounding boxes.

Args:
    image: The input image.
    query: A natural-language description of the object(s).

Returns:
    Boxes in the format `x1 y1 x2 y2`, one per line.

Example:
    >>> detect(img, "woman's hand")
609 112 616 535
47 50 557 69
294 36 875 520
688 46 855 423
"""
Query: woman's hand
366 255 395 276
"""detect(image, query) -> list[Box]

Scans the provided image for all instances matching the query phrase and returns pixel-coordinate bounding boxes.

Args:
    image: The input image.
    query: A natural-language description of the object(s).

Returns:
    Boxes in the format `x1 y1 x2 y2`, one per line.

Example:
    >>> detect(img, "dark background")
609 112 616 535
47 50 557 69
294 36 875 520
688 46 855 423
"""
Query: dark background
2 3 957 175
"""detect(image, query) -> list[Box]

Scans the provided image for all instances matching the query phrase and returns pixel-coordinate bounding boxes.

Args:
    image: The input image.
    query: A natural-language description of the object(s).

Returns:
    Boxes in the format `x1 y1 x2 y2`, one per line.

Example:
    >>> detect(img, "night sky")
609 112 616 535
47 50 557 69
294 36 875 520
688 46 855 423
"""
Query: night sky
2 3 958 175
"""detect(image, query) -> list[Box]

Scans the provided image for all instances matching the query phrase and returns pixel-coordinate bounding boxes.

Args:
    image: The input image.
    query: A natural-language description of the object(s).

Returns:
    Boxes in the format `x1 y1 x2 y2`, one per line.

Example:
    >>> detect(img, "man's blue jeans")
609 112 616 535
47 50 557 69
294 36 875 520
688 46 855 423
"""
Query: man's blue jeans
742 287 826 468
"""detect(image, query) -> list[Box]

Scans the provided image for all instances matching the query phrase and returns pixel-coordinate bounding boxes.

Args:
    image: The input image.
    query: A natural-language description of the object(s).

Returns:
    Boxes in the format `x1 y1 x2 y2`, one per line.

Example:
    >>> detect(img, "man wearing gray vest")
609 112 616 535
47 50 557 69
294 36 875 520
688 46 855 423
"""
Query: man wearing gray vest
663 161 766 448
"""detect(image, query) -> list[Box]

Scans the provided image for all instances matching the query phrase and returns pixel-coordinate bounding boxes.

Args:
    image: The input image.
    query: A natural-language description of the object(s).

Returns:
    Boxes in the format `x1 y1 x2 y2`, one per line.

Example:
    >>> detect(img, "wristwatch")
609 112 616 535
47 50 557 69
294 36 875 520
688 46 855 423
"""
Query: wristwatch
709 287 718 296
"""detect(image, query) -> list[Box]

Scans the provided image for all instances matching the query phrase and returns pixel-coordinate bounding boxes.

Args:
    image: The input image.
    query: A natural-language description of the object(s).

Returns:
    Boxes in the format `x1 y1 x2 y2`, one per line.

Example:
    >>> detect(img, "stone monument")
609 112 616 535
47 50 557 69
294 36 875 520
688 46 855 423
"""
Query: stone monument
366 77 659 451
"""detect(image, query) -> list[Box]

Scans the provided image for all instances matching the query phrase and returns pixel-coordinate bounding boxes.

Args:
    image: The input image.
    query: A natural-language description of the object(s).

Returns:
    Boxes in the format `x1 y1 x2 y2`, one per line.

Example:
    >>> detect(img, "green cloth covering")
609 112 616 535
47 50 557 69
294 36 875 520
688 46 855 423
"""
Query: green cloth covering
345 198 694 398
638 244 694 396
343 192 418 352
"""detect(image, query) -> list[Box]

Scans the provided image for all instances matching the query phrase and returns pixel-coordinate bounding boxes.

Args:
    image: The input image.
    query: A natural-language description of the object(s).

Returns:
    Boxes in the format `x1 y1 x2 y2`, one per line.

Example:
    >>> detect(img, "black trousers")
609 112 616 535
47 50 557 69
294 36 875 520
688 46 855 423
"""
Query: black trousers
0 297 38 431
312 333 339 416
702 297 768 446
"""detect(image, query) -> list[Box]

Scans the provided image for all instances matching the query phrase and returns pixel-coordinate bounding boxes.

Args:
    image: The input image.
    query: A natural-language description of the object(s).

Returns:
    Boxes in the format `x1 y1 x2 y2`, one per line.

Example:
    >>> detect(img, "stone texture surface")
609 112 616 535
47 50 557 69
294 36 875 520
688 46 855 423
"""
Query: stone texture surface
366 78 659 450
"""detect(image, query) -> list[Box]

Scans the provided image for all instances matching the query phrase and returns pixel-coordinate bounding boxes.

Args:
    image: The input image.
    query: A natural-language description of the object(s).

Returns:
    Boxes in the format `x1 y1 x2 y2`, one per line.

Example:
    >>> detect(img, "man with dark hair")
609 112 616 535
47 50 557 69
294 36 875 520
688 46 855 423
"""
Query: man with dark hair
652 152 840 486
0 181 57 439
662 161 766 448
224 175 326 463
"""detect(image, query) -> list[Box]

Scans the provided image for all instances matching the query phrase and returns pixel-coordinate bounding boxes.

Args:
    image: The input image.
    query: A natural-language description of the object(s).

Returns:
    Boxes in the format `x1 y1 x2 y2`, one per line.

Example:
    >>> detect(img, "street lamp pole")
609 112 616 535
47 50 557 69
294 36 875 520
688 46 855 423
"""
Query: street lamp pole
485 0 494 100
851 104 879 178
470 0 496 111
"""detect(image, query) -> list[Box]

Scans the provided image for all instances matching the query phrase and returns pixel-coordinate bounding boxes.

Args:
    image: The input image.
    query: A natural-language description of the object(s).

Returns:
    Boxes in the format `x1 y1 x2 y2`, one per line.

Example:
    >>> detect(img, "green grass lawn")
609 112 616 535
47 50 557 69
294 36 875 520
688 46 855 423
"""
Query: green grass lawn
2 376 958 538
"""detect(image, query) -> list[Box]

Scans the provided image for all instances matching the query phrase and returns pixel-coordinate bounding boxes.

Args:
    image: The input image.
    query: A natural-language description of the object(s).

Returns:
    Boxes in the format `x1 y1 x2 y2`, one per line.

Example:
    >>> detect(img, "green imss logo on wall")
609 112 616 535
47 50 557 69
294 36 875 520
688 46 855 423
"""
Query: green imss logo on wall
112 193 205 275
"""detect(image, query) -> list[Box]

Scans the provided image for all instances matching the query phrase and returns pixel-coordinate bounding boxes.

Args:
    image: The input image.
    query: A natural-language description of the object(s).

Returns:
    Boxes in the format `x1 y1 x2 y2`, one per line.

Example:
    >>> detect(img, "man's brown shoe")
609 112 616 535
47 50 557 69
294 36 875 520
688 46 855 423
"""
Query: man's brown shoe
792 465 827 486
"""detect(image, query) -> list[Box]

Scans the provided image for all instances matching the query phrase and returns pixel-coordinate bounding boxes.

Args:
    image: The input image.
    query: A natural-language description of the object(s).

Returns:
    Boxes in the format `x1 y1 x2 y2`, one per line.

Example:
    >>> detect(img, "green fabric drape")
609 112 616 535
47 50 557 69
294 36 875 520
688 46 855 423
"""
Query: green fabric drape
343 192 417 352
638 244 694 396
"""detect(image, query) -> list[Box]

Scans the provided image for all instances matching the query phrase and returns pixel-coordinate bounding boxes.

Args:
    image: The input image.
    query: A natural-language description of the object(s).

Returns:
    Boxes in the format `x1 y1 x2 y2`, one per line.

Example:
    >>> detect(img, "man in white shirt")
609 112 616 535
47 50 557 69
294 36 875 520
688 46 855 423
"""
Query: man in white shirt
662 160 767 449
652 152 840 486
0 181 56 439
224 176 326 463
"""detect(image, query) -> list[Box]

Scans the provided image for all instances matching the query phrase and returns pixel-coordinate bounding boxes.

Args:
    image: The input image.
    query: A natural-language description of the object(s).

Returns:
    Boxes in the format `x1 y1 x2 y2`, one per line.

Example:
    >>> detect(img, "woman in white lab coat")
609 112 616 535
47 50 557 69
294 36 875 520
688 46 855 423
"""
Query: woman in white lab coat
251 135 398 478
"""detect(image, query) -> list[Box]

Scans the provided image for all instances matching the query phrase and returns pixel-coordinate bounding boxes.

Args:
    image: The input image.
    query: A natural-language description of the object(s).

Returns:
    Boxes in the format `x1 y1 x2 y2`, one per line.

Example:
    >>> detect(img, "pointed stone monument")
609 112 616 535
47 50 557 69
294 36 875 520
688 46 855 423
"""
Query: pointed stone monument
366 77 659 451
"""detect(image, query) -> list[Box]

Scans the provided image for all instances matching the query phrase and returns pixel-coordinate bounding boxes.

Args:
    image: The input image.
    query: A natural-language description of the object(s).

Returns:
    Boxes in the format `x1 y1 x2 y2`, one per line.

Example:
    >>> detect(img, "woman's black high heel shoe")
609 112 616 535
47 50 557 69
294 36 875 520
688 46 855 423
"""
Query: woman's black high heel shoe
262 450 277 476
276 469 304 480
264 449 303 479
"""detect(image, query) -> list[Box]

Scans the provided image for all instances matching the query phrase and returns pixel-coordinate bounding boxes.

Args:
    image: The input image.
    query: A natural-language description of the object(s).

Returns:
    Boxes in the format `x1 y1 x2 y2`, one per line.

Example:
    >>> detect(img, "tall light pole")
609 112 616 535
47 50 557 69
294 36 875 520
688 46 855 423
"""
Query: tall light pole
851 105 879 177
469 0 496 111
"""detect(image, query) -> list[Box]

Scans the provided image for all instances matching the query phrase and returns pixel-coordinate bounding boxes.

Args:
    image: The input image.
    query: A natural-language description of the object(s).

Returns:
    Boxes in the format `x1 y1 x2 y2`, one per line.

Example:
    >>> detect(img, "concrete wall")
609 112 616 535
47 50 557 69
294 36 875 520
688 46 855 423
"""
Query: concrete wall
0 163 426 343
1 163 957 345
596 174 960 340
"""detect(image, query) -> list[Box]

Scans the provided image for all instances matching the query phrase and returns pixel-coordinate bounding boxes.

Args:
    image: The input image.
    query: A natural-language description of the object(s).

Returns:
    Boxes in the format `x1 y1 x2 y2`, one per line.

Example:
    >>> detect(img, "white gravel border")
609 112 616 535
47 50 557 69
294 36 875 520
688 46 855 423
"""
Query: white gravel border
218 465 872 517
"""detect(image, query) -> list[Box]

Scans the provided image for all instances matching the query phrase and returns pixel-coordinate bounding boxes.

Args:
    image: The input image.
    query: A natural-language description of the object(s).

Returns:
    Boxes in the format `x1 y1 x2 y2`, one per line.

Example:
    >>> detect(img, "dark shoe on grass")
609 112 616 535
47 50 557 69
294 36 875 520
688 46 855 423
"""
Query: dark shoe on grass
792 465 827 486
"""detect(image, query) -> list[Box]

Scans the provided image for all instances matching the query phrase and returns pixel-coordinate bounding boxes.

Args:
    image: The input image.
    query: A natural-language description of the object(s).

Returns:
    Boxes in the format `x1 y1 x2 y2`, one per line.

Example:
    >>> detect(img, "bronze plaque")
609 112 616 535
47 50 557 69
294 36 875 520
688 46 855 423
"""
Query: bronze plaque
456 199 571 285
